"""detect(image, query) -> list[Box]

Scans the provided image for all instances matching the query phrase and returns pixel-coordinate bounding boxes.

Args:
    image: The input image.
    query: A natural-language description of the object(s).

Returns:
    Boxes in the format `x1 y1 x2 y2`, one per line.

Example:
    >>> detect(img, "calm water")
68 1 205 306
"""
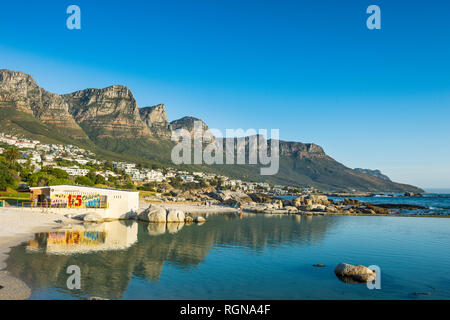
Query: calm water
6 214 450 300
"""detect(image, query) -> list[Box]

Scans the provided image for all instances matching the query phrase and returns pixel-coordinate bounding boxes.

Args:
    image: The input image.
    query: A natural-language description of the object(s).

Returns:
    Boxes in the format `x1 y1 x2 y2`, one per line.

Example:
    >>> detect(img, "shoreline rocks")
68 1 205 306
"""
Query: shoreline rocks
138 205 205 224
166 209 185 223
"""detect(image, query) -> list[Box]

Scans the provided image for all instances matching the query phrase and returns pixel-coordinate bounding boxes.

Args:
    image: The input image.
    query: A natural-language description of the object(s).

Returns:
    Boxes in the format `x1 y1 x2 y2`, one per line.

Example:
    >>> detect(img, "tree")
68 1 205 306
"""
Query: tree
0 162 16 190
75 176 94 186
43 167 69 179
123 181 135 190
28 172 50 187
48 178 72 186
4 148 19 166
94 174 107 185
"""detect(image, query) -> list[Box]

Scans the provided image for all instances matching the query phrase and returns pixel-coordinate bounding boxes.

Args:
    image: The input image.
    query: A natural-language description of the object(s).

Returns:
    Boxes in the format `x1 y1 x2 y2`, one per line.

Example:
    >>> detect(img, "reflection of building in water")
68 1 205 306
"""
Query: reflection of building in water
27 221 138 254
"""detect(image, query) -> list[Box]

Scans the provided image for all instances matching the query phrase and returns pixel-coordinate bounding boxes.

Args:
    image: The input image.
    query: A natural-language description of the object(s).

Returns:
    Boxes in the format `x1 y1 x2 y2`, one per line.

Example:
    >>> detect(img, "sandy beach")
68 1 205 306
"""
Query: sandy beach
0 208 76 299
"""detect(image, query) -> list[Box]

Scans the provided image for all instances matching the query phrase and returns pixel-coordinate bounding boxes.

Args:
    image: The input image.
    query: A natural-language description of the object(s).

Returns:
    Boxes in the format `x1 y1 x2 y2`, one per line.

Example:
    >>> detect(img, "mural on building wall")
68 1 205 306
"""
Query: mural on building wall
51 193 105 208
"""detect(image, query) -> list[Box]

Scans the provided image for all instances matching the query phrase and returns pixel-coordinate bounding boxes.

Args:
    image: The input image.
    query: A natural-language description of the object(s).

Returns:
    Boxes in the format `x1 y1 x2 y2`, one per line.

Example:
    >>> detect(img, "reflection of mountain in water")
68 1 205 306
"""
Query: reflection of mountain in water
6 214 339 299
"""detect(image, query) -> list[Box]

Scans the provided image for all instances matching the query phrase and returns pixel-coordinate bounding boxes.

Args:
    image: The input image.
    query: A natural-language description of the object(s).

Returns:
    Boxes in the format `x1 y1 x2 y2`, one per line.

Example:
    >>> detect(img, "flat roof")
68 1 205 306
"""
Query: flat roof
29 185 139 193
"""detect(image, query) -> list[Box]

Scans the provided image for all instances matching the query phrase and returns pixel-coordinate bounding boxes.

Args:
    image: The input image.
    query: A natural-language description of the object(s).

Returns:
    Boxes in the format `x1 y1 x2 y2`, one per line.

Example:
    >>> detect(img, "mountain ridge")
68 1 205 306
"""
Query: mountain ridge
0 69 423 193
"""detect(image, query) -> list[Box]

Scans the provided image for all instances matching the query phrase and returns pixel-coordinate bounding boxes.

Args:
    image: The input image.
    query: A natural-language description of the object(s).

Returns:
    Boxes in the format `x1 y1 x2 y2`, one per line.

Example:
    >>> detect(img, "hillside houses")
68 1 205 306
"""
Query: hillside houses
0 133 39 149
0 132 302 193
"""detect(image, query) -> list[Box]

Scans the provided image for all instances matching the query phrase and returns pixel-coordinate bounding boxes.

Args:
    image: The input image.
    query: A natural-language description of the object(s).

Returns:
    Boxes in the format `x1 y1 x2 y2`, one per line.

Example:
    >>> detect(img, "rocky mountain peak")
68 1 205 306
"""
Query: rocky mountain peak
64 85 150 139
0 69 86 139
170 116 214 141
139 104 171 138
277 141 327 159
0 69 37 87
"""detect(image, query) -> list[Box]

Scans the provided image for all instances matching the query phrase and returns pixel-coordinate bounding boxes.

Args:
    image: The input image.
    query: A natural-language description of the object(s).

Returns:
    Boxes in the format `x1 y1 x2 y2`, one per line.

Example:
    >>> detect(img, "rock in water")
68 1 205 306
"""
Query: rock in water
195 216 206 223
166 209 185 223
334 263 376 283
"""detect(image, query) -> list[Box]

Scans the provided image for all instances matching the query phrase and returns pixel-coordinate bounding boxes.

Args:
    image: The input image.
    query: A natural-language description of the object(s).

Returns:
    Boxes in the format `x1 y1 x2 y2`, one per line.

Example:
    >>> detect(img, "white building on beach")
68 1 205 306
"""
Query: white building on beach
29 185 139 220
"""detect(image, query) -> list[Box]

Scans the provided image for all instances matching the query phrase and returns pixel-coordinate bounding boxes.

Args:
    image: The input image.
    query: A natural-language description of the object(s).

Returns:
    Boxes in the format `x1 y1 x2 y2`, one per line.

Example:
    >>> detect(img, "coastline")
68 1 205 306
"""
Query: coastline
0 208 76 300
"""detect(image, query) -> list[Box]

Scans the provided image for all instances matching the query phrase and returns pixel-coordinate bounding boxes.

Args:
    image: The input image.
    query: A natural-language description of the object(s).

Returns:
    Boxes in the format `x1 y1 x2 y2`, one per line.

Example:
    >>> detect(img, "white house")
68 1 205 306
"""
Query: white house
30 185 139 220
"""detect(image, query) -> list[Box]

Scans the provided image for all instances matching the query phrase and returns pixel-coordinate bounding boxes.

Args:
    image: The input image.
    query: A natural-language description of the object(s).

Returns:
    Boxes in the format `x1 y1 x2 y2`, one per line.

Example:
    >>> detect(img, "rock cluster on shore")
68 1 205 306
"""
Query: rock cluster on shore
144 187 427 218
230 192 408 216
138 204 205 224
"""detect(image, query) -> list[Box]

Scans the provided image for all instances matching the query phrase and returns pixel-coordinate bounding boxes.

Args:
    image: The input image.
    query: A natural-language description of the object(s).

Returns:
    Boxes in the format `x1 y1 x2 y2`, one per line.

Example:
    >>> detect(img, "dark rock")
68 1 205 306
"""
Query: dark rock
375 203 427 210
404 192 422 197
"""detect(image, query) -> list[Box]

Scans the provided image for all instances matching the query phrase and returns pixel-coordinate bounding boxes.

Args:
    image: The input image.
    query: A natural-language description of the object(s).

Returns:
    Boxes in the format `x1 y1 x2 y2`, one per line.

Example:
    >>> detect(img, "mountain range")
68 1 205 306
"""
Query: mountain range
0 69 423 193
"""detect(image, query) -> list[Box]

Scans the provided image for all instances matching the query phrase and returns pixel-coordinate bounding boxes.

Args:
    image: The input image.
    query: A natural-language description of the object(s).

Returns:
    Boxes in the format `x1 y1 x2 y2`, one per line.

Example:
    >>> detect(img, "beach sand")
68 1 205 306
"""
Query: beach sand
0 208 76 300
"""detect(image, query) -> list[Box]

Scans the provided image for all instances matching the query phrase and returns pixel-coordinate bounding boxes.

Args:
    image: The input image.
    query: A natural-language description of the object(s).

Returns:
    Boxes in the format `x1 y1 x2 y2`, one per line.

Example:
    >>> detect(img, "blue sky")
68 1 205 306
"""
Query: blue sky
0 0 449 188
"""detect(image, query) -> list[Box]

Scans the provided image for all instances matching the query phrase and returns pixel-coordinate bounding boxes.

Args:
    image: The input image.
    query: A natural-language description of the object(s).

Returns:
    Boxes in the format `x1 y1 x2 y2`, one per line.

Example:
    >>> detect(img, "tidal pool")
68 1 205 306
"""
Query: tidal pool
6 214 450 299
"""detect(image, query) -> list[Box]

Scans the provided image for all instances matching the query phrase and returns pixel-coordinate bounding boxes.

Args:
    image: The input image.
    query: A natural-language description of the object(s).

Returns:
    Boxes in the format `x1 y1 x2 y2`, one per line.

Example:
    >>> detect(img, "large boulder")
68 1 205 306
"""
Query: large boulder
307 195 329 205
166 209 185 223
334 263 376 283
292 194 329 207
138 205 167 223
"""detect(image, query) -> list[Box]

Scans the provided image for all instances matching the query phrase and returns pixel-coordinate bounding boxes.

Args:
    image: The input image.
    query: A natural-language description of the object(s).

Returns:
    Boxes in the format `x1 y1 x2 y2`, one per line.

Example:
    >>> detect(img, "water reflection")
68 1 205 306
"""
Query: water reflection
6 214 339 299
27 221 138 255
